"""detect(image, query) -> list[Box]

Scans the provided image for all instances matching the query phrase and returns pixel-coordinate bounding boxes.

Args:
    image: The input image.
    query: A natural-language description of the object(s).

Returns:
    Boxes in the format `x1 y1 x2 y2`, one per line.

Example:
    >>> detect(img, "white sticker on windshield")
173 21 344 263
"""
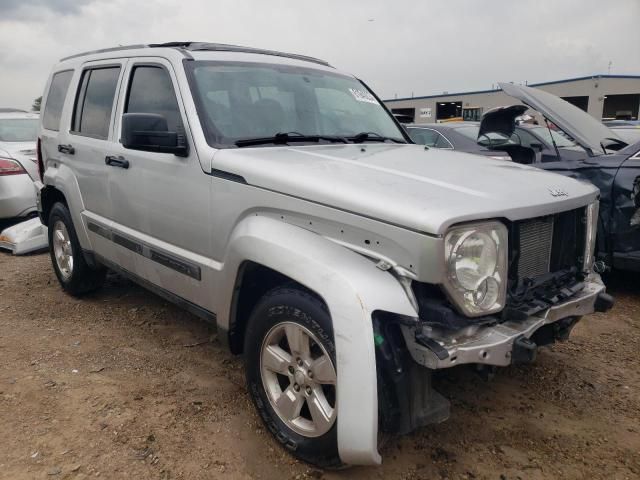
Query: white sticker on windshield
349 88 379 105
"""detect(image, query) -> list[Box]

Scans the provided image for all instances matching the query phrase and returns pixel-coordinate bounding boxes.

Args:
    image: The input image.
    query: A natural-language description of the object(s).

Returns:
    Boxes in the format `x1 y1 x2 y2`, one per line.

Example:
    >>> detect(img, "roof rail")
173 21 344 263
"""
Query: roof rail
0 108 28 113
58 41 331 67
60 44 147 62
151 42 332 67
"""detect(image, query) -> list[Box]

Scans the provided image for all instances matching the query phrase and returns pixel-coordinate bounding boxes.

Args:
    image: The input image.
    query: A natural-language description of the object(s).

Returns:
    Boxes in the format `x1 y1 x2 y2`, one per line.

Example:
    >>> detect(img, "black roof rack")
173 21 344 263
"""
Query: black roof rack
60 42 331 67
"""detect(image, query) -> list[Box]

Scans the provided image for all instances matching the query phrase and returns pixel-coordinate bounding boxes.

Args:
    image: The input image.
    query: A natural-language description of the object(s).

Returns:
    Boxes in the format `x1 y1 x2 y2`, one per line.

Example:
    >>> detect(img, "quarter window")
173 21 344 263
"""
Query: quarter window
435 133 453 149
125 66 182 132
73 67 121 139
42 70 73 131
408 128 440 147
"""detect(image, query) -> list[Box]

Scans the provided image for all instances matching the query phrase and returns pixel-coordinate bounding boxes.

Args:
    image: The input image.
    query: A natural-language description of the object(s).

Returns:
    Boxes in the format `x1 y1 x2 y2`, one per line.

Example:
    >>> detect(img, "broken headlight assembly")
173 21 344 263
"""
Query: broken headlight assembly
443 221 508 317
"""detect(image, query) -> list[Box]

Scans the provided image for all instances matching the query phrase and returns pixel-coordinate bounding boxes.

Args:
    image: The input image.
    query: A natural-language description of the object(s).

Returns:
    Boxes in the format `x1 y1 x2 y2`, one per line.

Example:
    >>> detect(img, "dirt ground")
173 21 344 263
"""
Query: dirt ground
0 251 638 480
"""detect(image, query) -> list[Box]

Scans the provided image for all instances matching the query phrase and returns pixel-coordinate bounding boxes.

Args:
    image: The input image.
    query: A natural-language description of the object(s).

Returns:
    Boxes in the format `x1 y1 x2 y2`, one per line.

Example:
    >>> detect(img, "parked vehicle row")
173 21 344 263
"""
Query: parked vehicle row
407 83 640 273
32 42 614 467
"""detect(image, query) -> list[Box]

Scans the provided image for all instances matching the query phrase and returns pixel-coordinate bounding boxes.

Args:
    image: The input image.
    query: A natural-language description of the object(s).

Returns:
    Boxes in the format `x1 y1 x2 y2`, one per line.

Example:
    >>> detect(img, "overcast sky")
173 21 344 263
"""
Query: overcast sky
1 0 639 110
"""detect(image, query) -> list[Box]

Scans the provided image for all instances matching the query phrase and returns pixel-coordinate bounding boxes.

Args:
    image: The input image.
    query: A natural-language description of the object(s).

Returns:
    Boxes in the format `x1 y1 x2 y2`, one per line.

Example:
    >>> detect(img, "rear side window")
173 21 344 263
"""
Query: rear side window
42 70 73 131
408 128 440 147
125 66 182 132
73 67 121 139
435 133 453 149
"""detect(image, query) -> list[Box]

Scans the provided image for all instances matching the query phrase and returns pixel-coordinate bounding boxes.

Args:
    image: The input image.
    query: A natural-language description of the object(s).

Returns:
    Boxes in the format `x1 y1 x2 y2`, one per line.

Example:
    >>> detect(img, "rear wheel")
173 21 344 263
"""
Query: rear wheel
244 287 342 468
48 202 105 296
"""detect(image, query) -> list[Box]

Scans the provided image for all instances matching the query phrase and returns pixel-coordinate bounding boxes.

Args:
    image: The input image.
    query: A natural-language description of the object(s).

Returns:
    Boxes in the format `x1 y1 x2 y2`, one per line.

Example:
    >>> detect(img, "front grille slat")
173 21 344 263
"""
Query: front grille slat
517 217 554 279
507 207 588 314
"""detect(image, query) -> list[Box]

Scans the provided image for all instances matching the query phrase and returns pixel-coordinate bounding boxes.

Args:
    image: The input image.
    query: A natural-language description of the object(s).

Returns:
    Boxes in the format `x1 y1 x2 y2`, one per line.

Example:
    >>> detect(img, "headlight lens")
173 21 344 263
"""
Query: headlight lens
444 222 508 317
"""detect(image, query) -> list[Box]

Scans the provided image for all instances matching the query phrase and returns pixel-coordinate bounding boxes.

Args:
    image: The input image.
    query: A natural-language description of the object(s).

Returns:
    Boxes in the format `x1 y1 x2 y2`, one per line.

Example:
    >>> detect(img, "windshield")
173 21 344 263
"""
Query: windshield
524 126 583 150
186 61 406 147
455 125 516 146
611 127 640 145
0 118 38 142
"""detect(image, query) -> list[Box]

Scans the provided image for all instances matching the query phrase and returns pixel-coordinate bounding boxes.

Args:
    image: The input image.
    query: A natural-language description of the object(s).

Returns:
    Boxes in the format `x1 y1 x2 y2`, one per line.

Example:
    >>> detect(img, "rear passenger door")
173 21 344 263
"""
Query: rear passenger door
66 61 125 228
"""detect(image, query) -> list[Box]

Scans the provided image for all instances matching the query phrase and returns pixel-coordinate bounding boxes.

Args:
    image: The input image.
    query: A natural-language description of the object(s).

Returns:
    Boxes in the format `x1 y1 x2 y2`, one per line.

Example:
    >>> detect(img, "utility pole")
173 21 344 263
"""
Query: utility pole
608 61 612 74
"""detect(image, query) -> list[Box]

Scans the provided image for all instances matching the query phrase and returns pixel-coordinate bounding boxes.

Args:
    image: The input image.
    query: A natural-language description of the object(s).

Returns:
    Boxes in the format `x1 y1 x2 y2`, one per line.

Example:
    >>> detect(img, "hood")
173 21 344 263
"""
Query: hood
0 141 38 180
212 144 599 235
478 104 528 139
498 82 620 156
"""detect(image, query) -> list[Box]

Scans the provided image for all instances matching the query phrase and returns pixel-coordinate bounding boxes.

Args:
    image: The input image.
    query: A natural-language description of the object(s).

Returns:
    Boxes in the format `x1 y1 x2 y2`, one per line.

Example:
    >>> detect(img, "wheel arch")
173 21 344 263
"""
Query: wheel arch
40 185 68 225
228 260 327 355
40 164 91 250
217 215 418 465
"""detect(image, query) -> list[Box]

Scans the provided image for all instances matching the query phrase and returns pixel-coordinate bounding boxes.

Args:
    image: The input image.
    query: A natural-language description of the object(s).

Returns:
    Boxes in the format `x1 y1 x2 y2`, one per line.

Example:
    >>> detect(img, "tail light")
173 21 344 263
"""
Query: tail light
0 157 27 176
37 137 44 181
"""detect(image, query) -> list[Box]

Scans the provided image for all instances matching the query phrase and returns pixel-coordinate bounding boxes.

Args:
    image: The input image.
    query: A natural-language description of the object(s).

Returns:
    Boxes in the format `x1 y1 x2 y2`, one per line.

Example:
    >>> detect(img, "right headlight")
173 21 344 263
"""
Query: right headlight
443 221 508 317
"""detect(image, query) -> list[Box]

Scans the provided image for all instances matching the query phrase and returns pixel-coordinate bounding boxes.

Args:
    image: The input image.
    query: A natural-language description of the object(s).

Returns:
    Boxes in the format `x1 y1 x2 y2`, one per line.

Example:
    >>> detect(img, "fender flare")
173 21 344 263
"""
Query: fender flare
42 164 92 250
217 215 418 465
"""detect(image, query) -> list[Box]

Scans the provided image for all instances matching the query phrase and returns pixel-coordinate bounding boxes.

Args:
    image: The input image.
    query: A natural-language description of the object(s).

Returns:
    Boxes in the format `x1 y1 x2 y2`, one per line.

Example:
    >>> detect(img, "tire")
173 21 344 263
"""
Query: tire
47 202 105 296
244 286 342 468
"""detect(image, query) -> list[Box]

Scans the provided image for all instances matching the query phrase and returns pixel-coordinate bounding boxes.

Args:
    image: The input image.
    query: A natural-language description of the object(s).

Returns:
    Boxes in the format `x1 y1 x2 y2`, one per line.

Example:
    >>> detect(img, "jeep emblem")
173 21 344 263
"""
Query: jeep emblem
548 188 569 197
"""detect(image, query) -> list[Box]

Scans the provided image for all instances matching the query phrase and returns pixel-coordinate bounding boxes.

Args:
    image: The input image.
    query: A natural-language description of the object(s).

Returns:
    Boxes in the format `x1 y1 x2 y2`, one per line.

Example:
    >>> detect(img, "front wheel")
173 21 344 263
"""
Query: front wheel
48 202 105 296
244 287 342 468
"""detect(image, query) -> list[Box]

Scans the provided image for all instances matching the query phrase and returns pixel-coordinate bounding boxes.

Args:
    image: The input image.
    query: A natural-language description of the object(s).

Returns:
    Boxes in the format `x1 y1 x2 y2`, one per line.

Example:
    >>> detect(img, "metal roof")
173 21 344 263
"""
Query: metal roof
60 41 331 67
385 74 640 103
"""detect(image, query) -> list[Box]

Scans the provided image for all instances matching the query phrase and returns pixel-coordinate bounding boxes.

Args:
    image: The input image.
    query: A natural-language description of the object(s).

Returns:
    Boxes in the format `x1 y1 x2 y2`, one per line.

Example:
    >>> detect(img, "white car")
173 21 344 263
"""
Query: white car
0 111 40 219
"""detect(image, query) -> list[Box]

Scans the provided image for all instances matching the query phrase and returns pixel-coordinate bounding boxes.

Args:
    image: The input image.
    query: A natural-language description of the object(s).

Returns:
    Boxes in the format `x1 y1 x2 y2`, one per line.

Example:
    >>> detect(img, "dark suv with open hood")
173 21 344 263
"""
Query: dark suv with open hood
412 83 640 272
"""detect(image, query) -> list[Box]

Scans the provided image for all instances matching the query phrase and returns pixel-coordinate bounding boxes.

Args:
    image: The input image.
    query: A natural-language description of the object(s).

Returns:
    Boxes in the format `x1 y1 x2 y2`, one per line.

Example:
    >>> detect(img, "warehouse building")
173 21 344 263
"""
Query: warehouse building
384 74 640 124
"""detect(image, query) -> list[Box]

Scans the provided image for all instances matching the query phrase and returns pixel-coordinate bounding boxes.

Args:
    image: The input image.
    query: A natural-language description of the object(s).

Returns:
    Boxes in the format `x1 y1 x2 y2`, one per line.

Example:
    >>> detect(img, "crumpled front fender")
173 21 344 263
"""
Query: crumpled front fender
217 215 417 465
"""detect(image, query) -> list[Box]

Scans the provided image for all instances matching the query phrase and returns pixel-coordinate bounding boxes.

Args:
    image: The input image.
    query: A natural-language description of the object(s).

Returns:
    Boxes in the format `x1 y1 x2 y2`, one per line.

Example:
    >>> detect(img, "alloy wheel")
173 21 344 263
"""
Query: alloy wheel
52 220 73 280
260 321 337 437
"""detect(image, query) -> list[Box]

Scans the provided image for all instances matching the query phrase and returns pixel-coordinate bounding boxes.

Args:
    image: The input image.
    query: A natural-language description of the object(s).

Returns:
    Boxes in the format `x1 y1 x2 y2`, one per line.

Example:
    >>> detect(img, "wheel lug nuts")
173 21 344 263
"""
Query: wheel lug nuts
288 366 295 374
305 386 312 395
293 383 300 392
307 370 313 379
297 358 304 367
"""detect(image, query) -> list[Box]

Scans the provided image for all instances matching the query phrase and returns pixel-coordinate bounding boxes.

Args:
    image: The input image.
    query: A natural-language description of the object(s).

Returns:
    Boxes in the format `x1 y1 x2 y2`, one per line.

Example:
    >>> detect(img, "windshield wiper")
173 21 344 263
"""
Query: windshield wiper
348 131 405 144
235 132 348 147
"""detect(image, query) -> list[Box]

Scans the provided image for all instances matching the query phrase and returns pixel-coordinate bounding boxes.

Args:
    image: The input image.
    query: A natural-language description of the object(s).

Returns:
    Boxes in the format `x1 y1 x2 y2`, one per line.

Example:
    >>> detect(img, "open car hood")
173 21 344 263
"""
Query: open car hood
498 82 622 155
478 104 528 139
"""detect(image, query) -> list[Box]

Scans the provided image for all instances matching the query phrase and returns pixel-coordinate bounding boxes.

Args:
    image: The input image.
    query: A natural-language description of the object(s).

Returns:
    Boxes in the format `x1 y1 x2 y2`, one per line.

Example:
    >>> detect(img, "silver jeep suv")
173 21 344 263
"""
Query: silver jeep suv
35 42 613 467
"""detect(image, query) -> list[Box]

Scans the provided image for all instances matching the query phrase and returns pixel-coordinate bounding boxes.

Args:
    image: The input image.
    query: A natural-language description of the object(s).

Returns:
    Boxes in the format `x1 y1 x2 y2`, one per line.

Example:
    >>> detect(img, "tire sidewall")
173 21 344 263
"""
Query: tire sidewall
244 288 341 468
47 202 91 292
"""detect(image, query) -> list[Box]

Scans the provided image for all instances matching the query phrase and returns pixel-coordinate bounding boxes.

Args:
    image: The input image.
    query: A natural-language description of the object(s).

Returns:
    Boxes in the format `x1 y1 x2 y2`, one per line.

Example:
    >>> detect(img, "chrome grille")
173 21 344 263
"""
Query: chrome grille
517 217 554 279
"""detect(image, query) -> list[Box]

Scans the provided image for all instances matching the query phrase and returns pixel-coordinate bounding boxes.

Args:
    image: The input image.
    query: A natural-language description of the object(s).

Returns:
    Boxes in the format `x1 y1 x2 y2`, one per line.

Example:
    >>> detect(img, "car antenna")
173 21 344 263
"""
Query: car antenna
544 117 562 162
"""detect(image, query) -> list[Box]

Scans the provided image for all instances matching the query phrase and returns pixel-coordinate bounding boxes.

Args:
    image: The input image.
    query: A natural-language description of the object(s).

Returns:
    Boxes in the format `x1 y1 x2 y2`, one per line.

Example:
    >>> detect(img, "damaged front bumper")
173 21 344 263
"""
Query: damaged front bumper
401 275 613 370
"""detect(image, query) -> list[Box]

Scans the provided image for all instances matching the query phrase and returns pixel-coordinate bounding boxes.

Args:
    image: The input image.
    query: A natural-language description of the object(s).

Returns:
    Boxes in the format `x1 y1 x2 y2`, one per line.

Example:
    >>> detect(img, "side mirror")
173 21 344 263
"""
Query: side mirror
121 113 188 156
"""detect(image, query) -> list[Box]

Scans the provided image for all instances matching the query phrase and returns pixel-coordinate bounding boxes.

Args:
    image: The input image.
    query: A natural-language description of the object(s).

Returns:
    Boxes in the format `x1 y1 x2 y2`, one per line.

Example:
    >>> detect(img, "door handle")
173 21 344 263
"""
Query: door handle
105 155 130 169
57 144 75 155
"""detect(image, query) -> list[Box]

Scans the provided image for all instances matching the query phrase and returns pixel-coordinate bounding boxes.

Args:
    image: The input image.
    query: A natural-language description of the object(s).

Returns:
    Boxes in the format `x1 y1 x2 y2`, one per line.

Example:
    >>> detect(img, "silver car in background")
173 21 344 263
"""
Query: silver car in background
0 111 40 219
